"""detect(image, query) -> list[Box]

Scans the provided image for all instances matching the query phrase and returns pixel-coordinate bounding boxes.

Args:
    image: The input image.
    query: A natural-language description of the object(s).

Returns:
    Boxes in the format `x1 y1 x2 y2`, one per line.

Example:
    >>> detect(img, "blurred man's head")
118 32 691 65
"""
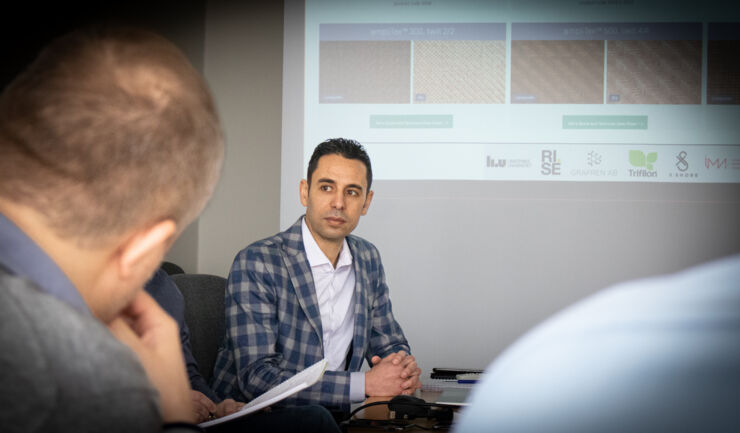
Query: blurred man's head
0 26 224 320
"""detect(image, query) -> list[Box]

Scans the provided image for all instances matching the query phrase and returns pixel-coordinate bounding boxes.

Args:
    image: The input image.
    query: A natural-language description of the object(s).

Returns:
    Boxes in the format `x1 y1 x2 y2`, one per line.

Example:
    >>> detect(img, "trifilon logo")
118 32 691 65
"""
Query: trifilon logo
629 150 657 177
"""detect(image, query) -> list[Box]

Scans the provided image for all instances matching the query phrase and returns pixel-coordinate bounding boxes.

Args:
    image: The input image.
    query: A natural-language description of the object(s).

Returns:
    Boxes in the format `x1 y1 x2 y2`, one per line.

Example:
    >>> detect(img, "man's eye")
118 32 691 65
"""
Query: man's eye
320 185 331 192
347 190 358 196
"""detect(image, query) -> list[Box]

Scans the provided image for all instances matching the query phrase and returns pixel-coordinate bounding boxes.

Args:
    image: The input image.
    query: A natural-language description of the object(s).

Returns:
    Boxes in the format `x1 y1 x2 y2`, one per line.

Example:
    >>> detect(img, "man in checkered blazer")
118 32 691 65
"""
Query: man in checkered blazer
211 138 421 412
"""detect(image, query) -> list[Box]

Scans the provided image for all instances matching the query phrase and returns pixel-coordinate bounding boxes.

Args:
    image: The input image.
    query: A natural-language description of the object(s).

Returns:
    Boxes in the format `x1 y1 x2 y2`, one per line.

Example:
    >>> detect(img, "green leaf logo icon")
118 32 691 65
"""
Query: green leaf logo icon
629 150 657 171
629 150 646 167
646 152 657 171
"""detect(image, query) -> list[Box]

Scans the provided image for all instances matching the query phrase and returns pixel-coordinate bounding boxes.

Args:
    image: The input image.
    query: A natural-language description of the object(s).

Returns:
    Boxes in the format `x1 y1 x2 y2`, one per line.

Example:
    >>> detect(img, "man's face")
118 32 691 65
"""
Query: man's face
90 251 166 323
88 221 176 323
300 154 373 248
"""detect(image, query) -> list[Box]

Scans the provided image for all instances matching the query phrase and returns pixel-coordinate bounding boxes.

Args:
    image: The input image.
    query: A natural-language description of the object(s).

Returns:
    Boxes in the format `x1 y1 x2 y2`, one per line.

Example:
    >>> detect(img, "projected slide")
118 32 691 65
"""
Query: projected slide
304 0 740 183
708 23 740 105
510 23 702 105
511 24 605 104
320 40 410 103
318 23 505 104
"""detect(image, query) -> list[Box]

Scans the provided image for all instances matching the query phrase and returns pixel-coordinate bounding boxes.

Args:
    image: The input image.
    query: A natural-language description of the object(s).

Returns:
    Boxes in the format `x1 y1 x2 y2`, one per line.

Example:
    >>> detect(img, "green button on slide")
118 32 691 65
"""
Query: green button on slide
563 115 648 129
370 115 453 128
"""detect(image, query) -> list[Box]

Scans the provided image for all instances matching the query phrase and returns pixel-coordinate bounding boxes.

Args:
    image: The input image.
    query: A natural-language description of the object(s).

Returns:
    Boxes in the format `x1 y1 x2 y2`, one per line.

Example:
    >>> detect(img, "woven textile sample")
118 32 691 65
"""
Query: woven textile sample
413 40 506 104
319 41 411 104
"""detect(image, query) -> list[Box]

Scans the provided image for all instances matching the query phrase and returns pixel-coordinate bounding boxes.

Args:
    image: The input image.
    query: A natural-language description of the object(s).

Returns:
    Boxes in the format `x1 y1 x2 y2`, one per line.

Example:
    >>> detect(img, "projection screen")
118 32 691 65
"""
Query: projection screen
281 0 740 372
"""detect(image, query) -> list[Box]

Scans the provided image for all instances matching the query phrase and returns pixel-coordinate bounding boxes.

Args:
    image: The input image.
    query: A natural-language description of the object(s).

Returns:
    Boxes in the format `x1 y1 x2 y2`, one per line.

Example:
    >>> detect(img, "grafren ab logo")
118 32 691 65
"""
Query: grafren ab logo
570 150 617 177
587 151 602 167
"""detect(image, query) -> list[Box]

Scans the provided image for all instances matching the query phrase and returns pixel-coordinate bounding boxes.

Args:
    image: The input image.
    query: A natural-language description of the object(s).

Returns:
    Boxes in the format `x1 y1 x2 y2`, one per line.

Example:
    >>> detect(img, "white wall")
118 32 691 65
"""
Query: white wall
159 2 206 274
191 1 285 277
352 181 740 372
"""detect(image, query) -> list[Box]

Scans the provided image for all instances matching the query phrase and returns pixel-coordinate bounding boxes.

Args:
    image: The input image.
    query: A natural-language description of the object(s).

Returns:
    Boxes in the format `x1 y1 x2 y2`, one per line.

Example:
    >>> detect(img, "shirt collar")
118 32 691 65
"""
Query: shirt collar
301 216 352 270
0 212 90 314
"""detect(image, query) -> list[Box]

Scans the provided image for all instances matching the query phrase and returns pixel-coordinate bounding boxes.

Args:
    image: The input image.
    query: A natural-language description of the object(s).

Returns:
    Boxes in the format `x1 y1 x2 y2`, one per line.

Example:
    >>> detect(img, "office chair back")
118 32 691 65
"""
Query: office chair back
161 261 185 275
170 273 226 383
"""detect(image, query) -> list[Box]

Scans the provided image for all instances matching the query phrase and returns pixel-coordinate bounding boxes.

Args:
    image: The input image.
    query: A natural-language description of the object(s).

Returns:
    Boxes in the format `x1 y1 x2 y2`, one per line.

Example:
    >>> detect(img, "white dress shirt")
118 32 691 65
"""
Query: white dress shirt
302 218 365 401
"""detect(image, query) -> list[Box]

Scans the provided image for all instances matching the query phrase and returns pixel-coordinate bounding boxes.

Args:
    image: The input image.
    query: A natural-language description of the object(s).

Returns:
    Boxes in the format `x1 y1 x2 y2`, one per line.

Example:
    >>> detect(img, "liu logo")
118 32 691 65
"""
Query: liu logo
486 156 506 168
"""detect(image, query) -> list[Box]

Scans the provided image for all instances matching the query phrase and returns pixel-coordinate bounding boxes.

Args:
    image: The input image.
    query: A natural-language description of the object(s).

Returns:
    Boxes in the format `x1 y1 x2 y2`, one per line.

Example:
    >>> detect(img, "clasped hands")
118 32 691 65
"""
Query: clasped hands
365 351 422 396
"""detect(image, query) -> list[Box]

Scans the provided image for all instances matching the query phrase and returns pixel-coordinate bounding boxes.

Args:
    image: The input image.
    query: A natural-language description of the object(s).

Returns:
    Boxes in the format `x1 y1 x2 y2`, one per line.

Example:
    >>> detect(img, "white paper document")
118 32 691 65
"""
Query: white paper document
199 359 329 428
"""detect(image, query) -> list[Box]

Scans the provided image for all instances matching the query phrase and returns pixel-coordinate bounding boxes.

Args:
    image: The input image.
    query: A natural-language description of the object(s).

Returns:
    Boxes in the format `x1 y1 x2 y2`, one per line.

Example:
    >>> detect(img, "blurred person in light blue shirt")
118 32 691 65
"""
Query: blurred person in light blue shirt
455 253 740 433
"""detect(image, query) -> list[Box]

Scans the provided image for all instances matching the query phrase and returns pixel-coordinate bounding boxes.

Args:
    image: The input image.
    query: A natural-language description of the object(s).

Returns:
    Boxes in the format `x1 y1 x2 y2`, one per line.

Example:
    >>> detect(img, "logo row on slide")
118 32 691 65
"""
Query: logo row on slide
483 147 740 182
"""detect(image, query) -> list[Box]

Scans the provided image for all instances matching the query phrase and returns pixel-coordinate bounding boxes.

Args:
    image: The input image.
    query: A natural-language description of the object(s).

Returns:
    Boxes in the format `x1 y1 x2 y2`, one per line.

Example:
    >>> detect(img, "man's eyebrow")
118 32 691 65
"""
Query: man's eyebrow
315 178 364 192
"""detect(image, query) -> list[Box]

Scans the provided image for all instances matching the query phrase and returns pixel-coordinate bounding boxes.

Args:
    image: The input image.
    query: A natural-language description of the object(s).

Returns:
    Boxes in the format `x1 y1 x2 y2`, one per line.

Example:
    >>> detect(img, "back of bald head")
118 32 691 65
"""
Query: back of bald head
0 25 224 245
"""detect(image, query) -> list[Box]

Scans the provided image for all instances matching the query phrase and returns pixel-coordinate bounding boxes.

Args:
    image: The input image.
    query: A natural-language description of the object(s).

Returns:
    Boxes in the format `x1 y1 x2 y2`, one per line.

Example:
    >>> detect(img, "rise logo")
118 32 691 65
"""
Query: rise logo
541 150 561 175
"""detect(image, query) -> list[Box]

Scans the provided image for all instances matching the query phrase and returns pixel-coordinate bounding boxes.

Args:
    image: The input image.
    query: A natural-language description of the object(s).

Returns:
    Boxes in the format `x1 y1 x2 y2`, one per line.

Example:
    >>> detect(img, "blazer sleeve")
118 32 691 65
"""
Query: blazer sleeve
223 244 353 410
364 243 411 360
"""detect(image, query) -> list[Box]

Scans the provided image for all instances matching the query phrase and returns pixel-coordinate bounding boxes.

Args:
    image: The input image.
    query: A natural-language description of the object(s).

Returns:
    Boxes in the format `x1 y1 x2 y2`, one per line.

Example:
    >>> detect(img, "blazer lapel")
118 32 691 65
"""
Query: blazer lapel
347 236 369 371
280 218 323 346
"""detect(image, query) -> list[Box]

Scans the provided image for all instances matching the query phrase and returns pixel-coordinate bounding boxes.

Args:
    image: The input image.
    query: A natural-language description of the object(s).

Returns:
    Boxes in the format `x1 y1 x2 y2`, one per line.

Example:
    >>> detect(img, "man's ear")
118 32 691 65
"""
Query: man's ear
361 190 374 216
117 219 177 280
299 179 309 207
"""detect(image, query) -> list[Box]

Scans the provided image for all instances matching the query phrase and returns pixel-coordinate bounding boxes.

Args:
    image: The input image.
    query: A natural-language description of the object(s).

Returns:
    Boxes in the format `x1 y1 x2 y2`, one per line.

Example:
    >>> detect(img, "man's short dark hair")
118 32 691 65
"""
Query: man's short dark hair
307 138 373 191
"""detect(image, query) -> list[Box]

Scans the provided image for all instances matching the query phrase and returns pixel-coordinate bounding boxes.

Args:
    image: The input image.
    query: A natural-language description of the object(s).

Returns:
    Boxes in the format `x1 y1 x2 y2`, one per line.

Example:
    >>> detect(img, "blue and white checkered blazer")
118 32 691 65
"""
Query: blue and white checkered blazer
211 217 411 409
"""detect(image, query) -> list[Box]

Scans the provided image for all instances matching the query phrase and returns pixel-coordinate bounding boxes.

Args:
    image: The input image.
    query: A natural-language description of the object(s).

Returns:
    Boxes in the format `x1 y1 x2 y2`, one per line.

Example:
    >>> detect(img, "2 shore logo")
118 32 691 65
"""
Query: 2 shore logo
675 151 689 172
669 151 698 179
629 150 657 177
541 150 561 175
